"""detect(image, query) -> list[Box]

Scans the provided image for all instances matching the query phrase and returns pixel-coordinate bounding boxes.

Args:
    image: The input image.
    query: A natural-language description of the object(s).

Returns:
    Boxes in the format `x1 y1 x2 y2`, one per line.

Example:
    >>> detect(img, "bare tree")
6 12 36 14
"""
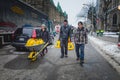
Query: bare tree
102 0 112 30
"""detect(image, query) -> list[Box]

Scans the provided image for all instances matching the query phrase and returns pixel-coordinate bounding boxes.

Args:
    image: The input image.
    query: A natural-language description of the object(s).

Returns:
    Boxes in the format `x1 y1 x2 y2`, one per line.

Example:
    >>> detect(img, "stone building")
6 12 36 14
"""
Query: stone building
22 0 68 26
48 1 67 25
96 0 120 32
107 0 120 31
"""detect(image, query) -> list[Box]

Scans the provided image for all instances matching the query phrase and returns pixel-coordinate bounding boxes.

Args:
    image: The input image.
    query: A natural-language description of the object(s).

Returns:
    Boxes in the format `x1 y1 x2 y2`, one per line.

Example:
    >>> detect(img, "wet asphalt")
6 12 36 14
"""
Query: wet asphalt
0 36 120 80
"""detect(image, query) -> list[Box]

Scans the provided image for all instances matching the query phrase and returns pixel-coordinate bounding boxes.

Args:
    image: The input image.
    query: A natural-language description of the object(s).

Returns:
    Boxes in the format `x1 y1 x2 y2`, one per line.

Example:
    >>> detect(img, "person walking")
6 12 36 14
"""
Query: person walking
74 21 88 65
59 20 71 58
40 24 50 55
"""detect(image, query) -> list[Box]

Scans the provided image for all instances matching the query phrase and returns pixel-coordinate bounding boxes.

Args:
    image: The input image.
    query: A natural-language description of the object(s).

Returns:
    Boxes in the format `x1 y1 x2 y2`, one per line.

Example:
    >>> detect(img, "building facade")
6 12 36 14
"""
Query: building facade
96 0 120 32
107 0 120 31
22 0 68 26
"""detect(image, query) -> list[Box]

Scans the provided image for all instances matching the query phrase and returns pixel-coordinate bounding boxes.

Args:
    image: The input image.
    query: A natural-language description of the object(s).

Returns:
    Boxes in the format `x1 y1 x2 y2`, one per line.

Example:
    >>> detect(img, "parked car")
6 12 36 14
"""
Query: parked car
12 26 41 50
12 25 54 50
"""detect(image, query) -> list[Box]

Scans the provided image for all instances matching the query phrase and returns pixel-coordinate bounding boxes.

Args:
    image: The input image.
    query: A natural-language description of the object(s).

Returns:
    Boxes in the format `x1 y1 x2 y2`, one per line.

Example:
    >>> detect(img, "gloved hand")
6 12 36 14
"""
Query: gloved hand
69 38 72 42
85 41 88 44
58 38 60 41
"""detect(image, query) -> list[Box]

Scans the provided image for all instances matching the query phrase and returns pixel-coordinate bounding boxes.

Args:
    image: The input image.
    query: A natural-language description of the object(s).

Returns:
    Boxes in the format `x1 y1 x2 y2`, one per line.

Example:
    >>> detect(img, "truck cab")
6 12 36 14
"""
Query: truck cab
0 22 16 47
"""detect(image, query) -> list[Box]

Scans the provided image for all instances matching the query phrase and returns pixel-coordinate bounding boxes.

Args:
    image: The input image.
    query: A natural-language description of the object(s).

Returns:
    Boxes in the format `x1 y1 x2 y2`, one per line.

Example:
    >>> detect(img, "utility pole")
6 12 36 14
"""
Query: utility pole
91 0 94 34
118 5 120 43
83 0 94 35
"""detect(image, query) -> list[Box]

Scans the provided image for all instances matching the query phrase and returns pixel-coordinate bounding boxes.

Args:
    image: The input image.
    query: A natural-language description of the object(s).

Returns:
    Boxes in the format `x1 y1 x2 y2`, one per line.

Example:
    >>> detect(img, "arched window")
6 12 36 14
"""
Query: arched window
112 13 117 25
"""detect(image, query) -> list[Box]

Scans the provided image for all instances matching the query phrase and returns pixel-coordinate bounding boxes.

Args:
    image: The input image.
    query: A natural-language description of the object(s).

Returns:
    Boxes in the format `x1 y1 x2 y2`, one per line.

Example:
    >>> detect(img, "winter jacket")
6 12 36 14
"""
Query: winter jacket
59 25 71 40
74 27 88 44
40 29 50 43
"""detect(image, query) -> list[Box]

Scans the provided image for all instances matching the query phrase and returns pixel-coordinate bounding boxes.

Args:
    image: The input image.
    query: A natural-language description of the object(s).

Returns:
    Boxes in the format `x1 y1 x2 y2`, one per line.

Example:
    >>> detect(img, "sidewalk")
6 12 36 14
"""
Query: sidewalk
94 32 118 43
88 32 120 74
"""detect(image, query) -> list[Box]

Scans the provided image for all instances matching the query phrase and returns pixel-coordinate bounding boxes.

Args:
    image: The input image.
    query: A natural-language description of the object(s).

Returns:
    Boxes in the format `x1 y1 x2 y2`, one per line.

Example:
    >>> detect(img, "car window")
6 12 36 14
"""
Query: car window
14 28 23 35
36 29 41 38
23 28 33 37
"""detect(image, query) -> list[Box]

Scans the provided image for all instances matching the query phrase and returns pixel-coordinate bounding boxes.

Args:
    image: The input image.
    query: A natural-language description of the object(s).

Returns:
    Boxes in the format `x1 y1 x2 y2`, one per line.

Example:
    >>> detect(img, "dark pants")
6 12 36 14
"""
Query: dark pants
42 46 47 54
60 39 68 56
75 44 85 60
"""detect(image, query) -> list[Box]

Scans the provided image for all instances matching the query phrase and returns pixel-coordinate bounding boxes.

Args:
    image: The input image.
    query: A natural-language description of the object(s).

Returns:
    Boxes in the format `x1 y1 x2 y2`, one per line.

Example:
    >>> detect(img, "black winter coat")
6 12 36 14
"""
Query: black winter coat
59 25 71 40
40 30 50 43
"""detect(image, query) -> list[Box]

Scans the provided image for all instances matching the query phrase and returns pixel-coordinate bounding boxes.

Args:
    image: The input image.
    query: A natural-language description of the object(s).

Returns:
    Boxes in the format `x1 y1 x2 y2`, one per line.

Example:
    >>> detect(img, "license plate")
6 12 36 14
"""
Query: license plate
19 38 24 41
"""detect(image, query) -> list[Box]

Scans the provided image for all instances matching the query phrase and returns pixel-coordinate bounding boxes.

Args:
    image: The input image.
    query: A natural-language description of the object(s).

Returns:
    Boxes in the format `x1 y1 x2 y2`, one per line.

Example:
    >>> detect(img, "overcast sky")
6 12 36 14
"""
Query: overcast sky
53 0 96 27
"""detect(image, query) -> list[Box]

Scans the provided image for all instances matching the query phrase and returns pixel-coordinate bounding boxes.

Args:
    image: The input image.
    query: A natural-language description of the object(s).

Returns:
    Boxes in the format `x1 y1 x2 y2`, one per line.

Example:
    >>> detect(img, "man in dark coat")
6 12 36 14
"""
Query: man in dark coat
59 20 71 58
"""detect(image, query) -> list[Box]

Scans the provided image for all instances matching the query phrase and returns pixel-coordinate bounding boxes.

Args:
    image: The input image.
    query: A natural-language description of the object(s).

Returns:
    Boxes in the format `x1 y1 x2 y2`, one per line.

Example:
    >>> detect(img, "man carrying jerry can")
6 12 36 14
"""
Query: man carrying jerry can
59 20 71 58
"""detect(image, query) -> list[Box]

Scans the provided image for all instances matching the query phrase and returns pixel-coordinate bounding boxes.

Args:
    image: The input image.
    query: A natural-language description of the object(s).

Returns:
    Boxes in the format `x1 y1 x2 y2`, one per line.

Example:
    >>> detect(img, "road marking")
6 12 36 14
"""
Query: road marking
9 49 28 55
48 45 55 48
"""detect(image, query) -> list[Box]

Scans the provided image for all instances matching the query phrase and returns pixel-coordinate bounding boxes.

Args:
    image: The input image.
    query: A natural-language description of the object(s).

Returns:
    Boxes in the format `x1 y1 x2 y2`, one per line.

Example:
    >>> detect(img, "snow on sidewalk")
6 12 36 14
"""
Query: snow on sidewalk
89 36 120 64
103 32 118 38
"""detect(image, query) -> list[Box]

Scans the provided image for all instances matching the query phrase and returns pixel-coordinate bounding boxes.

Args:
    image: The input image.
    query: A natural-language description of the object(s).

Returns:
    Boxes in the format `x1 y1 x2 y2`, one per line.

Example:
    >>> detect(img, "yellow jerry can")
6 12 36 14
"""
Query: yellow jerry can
68 42 74 50
55 40 60 48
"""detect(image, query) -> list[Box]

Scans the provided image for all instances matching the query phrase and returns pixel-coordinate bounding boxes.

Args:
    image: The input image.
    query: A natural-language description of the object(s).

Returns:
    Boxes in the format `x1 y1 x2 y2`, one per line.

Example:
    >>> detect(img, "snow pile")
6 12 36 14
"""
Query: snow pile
104 35 118 38
103 32 118 38
103 44 120 56
89 36 120 63
103 32 117 35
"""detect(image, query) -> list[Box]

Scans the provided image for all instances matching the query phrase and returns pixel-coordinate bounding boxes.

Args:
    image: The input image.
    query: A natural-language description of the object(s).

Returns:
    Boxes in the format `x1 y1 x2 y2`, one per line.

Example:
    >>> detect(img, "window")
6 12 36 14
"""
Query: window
112 13 117 25
23 28 33 37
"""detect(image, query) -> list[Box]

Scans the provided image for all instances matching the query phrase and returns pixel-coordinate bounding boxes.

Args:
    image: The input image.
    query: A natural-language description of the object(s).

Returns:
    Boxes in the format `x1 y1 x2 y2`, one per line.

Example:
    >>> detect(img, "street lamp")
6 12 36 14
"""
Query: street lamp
118 5 120 10
117 5 120 48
